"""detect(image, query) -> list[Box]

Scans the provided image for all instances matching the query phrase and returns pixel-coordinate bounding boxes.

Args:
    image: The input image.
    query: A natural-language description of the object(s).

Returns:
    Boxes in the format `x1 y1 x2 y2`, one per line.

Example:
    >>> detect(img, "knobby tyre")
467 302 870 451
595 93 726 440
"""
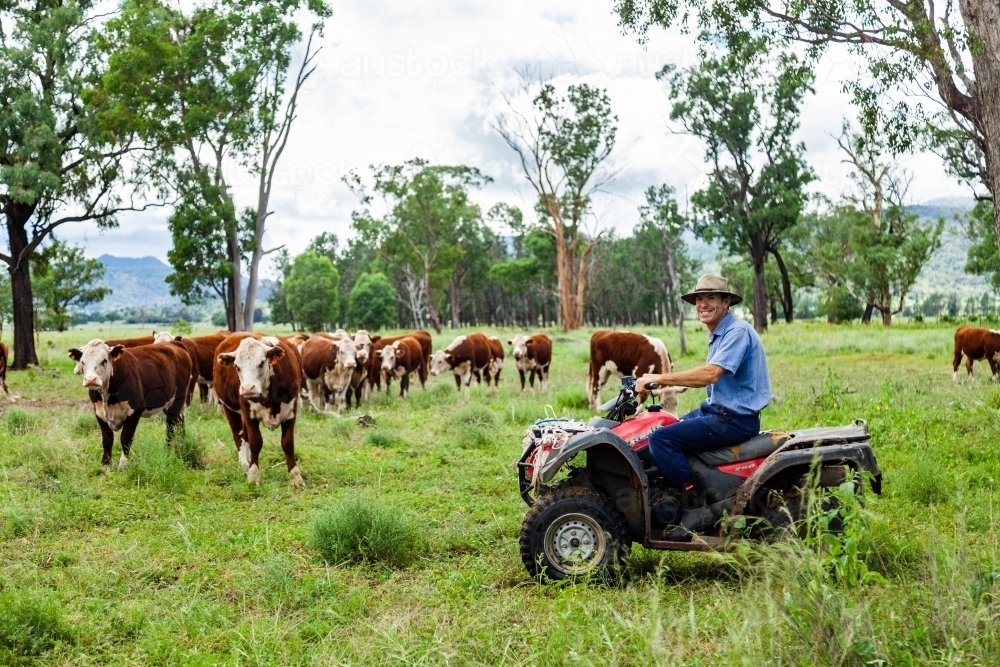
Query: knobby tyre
519 486 631 584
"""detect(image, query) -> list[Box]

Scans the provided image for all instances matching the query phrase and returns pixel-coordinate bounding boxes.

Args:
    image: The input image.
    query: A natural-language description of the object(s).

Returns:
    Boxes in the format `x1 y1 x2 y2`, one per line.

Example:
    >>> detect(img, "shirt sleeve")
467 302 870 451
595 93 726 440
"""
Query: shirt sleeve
708 327 750 374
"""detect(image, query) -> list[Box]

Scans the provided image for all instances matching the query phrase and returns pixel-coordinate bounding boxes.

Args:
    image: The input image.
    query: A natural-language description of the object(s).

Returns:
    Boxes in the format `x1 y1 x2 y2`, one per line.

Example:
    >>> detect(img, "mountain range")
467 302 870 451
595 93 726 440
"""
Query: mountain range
90 255 274 313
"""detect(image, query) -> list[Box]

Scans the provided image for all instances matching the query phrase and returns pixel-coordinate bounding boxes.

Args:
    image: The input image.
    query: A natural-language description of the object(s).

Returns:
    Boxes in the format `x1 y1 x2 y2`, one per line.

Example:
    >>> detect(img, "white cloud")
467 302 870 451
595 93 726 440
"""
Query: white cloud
57 0 968 268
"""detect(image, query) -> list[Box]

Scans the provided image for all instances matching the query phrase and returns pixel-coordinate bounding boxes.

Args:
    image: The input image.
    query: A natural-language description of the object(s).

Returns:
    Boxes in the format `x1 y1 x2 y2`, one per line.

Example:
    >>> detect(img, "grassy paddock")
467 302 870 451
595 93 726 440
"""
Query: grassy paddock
0 321 998 665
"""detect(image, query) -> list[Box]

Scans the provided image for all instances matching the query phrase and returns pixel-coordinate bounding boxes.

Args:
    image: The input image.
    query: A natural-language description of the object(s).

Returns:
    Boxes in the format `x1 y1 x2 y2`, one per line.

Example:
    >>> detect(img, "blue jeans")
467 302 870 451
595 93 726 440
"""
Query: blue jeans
646 402 760 487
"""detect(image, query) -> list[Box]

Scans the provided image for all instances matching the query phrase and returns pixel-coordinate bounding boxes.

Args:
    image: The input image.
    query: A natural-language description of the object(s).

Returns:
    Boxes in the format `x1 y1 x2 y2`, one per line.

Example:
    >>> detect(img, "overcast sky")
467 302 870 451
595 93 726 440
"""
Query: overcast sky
59 0 969 274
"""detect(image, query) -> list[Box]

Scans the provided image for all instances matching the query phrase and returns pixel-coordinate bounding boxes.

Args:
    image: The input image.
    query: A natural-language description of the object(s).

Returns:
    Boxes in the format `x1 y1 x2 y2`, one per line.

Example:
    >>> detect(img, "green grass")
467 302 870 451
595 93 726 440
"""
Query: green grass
0 321 998 664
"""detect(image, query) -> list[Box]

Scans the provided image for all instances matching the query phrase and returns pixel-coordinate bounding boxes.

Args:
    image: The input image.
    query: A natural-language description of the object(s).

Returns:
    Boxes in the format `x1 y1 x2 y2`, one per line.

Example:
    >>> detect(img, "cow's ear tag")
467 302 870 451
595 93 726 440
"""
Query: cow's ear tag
266 346 284 365
109 345 125 362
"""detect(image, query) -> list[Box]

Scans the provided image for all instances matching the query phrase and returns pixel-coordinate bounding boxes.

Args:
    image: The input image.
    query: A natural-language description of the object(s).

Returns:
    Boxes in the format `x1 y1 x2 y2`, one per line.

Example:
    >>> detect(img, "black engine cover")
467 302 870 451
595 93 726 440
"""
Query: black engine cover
649 486 682 528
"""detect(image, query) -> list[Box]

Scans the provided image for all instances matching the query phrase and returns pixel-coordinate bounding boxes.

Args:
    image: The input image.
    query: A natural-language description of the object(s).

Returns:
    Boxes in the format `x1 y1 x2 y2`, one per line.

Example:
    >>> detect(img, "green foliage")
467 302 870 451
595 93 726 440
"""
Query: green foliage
172 319 193 335
31 239 112 332
556 387 589 410
347 272 397 330
664 43 814 331
308 495 423 568
172 430 205 470
283 251 340 331
0 589 74 659
965 201 1000 291
122 441 188 494
5 408 38 436
348 159 492 331
819 286 864 323
365 429 401 448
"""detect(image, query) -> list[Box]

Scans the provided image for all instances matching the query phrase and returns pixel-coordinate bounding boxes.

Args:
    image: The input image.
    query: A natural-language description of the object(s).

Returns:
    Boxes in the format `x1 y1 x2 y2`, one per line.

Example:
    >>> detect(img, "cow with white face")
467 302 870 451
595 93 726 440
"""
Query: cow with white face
379 336 423 398
300 333 357 412
68 338 191 469
508 333 552 393
214 334 303 486
429 333 492 395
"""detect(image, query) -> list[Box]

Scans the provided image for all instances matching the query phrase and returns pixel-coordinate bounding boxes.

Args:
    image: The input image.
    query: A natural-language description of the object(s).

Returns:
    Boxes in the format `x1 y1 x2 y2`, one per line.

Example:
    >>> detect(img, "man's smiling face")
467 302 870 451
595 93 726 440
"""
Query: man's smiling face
695 293 730 329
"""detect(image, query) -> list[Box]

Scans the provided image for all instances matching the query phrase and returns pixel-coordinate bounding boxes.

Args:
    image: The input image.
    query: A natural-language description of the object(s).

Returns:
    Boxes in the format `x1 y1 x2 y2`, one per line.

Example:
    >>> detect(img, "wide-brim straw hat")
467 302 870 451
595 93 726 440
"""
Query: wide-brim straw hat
681 274 743 306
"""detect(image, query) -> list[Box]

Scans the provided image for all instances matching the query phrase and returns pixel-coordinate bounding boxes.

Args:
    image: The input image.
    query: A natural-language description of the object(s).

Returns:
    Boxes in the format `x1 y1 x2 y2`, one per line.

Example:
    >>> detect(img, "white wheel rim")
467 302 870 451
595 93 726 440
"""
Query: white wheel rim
543 512 608 576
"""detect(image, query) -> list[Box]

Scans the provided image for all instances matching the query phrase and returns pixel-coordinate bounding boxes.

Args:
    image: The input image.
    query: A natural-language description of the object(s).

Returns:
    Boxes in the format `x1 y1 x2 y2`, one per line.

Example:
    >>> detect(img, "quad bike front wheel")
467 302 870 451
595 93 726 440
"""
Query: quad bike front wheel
519 486 631 583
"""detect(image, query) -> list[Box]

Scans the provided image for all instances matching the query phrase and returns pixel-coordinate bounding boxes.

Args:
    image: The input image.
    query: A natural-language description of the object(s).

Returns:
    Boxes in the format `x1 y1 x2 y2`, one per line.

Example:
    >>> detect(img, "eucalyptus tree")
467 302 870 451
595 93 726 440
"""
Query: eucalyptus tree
615 0 1000 262
493 76 617 330
30 239 111 332
346 159 491 334
0 0 151 366
102 0 328 331
665 44 814 332
638 185 692 353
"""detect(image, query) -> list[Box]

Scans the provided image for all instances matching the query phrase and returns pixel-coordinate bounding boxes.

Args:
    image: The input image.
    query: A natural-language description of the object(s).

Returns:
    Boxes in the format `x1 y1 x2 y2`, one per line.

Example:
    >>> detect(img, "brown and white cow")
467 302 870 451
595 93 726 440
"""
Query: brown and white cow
182 331 230 404
0 341 14 401
215 333 303 486
379 336 424 398
483 335 505 387
588 331 682 413
105 332 156 348
347 330 374 408
300 333 358 412
153 331 199 407
508 333 552 393
368 331 431 394
429 333 492 394
68 340 192 469
953 326 1000 382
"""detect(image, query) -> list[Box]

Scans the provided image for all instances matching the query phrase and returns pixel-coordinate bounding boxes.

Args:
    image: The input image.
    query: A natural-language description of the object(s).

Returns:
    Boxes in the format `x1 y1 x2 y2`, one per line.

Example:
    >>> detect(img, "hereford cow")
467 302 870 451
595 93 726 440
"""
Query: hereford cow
300 333 358 412
346 330 374 408
153 332 199 406
588 331 683 413
379 336 424 398
508 333 552 394
483 335 505 387
68 340 192 468
184 331 230 403
429 333 492 394
0 342 14 401
368 331 431 393
215 333 303 486
953 326 1000 382
105 333 156 348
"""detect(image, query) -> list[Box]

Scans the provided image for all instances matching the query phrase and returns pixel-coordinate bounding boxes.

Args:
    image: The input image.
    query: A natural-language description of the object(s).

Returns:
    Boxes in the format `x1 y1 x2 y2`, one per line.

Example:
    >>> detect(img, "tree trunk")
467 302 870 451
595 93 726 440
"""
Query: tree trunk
421 265 442 334
862 303 874 324
448 278 461 328
960 0 1000 247
242 206 267 332
226 224 244 332
750 241 768 333
881 307 892 326
664 242 687 354
770 246 794 323
4 201 38 368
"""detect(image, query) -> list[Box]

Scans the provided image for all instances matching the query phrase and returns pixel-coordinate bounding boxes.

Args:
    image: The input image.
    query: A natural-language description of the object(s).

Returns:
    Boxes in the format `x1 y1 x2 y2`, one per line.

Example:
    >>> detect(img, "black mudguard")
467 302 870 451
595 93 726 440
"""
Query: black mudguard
733 442 882 515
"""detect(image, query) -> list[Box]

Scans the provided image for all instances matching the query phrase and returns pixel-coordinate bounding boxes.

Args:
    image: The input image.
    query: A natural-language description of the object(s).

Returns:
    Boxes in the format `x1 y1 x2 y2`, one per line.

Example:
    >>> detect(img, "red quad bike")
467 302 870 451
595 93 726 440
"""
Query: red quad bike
517 376 883 582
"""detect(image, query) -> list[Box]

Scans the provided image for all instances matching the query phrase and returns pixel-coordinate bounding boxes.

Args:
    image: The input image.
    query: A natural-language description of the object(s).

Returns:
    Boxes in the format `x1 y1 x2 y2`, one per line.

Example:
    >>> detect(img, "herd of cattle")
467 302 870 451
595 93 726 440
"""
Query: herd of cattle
0 324 991 486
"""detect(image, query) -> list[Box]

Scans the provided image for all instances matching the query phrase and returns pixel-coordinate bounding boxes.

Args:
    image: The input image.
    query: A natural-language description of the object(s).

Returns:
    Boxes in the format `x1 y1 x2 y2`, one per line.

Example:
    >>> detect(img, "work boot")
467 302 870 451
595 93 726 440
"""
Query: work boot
665 477 706 542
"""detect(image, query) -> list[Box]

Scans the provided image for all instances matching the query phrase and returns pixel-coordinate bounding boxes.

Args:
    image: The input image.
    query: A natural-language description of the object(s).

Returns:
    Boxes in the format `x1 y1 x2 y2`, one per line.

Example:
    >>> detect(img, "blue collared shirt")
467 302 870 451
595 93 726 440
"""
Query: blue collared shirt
704 313 771 415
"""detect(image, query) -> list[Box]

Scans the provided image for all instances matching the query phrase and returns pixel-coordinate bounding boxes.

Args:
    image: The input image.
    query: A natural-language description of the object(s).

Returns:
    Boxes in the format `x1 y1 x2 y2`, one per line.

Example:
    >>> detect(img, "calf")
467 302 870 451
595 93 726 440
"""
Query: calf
508 333 552 393
300 333 358 412
483 335 505 387
68 340 192 468
588 331 682 414
215 334 303 486
379 336 424 398
429 333 492 394
368 331 431 394
953 326 1000 382
0 342 14 401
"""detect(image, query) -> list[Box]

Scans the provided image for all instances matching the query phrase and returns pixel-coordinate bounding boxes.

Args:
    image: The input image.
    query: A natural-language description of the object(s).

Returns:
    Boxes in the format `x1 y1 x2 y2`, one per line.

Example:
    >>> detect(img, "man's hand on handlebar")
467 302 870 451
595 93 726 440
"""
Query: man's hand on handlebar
635 374 661 397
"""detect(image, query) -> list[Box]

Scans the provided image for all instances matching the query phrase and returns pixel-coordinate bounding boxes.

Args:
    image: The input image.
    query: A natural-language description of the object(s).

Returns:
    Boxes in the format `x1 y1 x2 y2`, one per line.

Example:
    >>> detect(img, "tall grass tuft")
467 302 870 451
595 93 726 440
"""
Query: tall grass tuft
122 440 188 494
4 407 38 436
172 428 205 469
450 405 499 448
0 589 74 660
70 414 97 438
308 495 423 568
365 429 400 448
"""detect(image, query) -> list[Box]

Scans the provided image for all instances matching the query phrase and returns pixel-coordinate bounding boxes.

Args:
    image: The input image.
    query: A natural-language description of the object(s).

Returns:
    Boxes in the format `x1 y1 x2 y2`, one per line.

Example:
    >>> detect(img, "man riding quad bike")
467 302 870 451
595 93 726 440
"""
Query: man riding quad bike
516 276 882 582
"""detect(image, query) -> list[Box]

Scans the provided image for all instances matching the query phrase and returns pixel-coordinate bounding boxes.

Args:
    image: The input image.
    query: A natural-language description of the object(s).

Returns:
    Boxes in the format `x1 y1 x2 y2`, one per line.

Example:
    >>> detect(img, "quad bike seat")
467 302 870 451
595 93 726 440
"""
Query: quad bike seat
694 430 791 466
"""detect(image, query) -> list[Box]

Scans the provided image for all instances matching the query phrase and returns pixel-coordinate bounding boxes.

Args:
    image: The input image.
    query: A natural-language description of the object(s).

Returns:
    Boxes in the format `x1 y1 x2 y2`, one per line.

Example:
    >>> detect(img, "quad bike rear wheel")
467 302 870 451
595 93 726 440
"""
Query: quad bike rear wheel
520 486 630 583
